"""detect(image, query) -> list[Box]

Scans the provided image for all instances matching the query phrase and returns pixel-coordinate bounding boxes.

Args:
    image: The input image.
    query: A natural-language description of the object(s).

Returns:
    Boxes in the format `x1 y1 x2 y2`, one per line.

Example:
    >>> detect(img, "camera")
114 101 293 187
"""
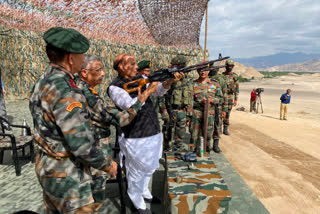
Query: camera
256 88 264 94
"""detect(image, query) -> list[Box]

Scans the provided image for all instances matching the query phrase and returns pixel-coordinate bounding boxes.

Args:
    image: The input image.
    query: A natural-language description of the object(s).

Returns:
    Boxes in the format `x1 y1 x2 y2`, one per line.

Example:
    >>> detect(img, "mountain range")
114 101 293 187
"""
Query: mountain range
260 59 320 72
235 52 320 69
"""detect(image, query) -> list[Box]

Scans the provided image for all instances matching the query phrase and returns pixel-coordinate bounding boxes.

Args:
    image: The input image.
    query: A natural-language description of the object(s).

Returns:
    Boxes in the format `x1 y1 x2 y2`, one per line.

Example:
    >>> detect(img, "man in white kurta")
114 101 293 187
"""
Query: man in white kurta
108 54 182 213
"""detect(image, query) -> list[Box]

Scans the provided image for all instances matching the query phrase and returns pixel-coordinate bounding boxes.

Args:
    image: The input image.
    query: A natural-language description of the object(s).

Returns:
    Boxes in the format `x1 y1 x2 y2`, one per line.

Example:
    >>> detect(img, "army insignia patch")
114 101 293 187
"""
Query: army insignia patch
66 102 82 112
89 87 99 95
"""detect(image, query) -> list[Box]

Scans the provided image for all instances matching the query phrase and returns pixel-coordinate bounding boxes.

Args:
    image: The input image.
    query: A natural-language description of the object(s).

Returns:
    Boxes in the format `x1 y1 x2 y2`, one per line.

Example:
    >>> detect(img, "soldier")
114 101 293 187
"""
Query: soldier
137 60 151 77
190 65 224 152
29 27 118 213
222 59 239 135
209 68 228 153
77 54 155 206
137 59 160 113
165 56 193 151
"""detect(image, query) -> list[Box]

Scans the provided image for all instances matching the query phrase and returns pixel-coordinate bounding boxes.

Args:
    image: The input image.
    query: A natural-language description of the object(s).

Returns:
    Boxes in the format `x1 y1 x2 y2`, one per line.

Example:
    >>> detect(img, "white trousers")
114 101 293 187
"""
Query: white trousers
119 133 163 209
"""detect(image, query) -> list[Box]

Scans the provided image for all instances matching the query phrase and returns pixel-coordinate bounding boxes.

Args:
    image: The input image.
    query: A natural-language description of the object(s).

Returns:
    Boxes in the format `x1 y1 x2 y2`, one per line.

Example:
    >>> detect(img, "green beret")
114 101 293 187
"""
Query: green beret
43 27 90 54
171 55 187 65
138 60 151 70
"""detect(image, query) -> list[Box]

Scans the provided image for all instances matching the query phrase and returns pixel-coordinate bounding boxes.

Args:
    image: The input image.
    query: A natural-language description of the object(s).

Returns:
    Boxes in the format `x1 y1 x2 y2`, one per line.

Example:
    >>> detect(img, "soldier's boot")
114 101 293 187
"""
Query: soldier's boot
223 125 230 135
213 139 221 153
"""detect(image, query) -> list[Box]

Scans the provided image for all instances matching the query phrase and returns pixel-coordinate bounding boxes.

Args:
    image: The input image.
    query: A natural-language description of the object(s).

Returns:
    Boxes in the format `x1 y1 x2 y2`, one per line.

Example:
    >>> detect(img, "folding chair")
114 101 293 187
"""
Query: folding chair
0 116 34 176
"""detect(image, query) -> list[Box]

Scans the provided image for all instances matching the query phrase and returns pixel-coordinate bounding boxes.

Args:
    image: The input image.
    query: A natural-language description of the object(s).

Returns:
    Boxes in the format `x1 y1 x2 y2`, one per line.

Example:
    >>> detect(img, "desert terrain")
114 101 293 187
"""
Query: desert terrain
220 73 320 214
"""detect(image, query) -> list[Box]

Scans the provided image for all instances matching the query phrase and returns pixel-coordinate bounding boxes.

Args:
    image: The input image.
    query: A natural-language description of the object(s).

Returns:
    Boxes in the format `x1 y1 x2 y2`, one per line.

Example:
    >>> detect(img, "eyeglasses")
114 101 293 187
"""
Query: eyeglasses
84 67 104 73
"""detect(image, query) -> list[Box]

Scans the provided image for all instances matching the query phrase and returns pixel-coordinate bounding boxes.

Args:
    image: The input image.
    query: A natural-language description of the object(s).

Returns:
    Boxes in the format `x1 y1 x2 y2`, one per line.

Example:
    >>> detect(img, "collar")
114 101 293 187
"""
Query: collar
50 63 75 80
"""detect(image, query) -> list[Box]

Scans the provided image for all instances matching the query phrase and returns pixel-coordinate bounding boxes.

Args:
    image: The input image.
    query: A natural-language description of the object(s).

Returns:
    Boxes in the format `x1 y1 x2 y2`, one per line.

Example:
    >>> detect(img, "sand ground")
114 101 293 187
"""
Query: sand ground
220 73 320 214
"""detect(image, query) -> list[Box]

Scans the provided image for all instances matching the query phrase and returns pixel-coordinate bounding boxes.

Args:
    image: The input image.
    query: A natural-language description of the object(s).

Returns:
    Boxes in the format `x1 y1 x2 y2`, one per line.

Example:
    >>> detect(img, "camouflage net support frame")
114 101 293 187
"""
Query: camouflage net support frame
0 27 207 102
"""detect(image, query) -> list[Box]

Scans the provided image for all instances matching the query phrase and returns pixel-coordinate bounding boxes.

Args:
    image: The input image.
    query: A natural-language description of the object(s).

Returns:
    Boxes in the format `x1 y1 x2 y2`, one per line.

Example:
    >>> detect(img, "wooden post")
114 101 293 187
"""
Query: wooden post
204 2 209 61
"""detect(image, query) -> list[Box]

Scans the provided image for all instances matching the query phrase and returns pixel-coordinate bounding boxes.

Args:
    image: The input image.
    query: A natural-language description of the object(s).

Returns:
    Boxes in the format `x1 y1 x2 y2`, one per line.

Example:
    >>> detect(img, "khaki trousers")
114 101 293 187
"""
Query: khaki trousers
280 103 289 119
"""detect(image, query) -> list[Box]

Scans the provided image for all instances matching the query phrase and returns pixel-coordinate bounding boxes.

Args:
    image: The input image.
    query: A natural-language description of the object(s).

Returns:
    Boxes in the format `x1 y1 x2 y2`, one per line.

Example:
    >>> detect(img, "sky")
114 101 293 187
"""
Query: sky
199 0 320 59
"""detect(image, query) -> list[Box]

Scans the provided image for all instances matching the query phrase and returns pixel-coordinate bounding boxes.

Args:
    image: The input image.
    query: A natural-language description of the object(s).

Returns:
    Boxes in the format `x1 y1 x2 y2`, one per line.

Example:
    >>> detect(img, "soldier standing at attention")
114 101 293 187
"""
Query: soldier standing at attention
209 68 227 153
222 59 239 135
191 65 224 152
165 56 193 150
76 54 155 207
29 27 117 213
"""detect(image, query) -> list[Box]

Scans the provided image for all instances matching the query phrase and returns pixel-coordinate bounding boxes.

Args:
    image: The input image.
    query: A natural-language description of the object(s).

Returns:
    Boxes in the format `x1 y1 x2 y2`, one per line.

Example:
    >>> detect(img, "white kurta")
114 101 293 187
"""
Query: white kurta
108 81 168 209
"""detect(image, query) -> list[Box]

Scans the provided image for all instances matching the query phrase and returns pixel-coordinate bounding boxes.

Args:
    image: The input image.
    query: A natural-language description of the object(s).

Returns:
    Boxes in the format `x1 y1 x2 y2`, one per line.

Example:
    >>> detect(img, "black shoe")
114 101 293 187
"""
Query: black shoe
1 121 12 131
223 126 230 136
213 139 221 153
136 208 152 214
144 196 161 204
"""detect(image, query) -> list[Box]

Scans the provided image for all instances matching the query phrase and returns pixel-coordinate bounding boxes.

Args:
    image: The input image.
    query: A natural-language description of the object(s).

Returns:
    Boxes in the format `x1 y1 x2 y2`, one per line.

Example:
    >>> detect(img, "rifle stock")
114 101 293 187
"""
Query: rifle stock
123 78 150 93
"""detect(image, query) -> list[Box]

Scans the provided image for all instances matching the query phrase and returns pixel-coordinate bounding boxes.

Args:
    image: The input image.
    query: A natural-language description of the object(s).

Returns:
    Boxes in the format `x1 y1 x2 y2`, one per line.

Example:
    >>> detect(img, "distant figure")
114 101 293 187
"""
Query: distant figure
280 89 291 120
250 88 257 112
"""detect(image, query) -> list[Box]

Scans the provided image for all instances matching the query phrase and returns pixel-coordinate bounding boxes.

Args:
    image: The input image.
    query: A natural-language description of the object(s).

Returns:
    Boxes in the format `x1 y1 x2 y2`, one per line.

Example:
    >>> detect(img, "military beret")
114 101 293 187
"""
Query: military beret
43 27 90 54
225 59 235 66
138 60 151 70
171 55 187 65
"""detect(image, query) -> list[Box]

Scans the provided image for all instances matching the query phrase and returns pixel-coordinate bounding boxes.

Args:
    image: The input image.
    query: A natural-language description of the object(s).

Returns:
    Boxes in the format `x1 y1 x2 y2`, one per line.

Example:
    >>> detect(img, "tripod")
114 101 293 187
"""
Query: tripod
255 93 263 113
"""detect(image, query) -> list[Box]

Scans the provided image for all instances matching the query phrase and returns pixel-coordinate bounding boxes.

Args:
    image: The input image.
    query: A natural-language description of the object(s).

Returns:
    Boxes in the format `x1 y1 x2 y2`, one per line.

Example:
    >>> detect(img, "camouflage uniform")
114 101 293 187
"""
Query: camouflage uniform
30 65 114 213
222 72 239 126
190 79 223 150
210 74 228 139
166 76 193 149
76 80 142 203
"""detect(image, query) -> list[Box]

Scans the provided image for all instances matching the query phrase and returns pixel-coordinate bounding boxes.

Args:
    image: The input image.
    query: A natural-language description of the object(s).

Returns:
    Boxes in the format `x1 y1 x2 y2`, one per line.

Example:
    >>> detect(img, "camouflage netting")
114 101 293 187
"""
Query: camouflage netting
0 27 206 101
0 0 209 100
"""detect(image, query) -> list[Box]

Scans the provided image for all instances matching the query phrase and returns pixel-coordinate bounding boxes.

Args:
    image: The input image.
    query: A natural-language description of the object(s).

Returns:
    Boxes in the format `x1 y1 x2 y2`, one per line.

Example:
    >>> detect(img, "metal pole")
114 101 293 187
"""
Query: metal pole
204 2 209 61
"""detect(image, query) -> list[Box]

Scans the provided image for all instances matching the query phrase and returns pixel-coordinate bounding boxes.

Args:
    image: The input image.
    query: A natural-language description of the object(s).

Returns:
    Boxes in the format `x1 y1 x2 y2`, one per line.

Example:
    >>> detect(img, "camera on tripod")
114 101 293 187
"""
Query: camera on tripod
256 88 264 94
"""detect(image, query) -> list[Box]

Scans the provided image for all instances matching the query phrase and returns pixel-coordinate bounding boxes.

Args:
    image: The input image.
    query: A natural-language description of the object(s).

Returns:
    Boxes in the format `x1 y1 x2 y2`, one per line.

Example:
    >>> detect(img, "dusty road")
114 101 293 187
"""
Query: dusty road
219 74 320 214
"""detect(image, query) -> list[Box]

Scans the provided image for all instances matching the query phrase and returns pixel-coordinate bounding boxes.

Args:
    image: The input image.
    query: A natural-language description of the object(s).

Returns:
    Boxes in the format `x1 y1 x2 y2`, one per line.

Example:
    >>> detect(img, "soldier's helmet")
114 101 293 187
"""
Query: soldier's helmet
225 59 235 66
171 55 187 65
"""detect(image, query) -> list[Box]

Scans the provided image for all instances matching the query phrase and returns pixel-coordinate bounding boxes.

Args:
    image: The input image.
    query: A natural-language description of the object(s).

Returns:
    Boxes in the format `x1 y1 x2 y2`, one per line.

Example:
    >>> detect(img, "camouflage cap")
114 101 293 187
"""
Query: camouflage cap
43 27 90 54
138 60 151 70
225 59 235 66
171 55 187 65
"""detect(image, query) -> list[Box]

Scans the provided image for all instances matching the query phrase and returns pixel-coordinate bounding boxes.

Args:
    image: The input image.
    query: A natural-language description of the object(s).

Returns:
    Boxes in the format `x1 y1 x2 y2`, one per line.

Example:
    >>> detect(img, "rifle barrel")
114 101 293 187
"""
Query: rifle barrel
178 56 230 73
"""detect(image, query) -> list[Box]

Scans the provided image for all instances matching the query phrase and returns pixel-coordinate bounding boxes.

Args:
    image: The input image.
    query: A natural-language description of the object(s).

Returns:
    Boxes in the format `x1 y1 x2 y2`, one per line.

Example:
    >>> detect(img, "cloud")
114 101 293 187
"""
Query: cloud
200 0 320 58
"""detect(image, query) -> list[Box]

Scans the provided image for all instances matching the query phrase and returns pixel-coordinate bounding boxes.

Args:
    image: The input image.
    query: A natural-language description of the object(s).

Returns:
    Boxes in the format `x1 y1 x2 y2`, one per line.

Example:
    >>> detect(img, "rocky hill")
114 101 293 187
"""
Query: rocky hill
260 59 320 72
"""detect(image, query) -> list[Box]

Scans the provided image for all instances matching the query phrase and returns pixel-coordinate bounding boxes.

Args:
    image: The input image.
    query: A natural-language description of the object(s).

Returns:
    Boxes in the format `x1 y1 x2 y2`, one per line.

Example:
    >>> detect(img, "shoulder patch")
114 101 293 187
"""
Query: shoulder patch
66 102 82 112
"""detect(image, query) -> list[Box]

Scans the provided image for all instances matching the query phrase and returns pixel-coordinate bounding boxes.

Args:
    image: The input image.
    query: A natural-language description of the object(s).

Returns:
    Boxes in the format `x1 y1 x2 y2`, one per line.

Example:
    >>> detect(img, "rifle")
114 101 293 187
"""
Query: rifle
202 98 209 154
162 95 177 148
123 56 230 93
214 104 220 137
